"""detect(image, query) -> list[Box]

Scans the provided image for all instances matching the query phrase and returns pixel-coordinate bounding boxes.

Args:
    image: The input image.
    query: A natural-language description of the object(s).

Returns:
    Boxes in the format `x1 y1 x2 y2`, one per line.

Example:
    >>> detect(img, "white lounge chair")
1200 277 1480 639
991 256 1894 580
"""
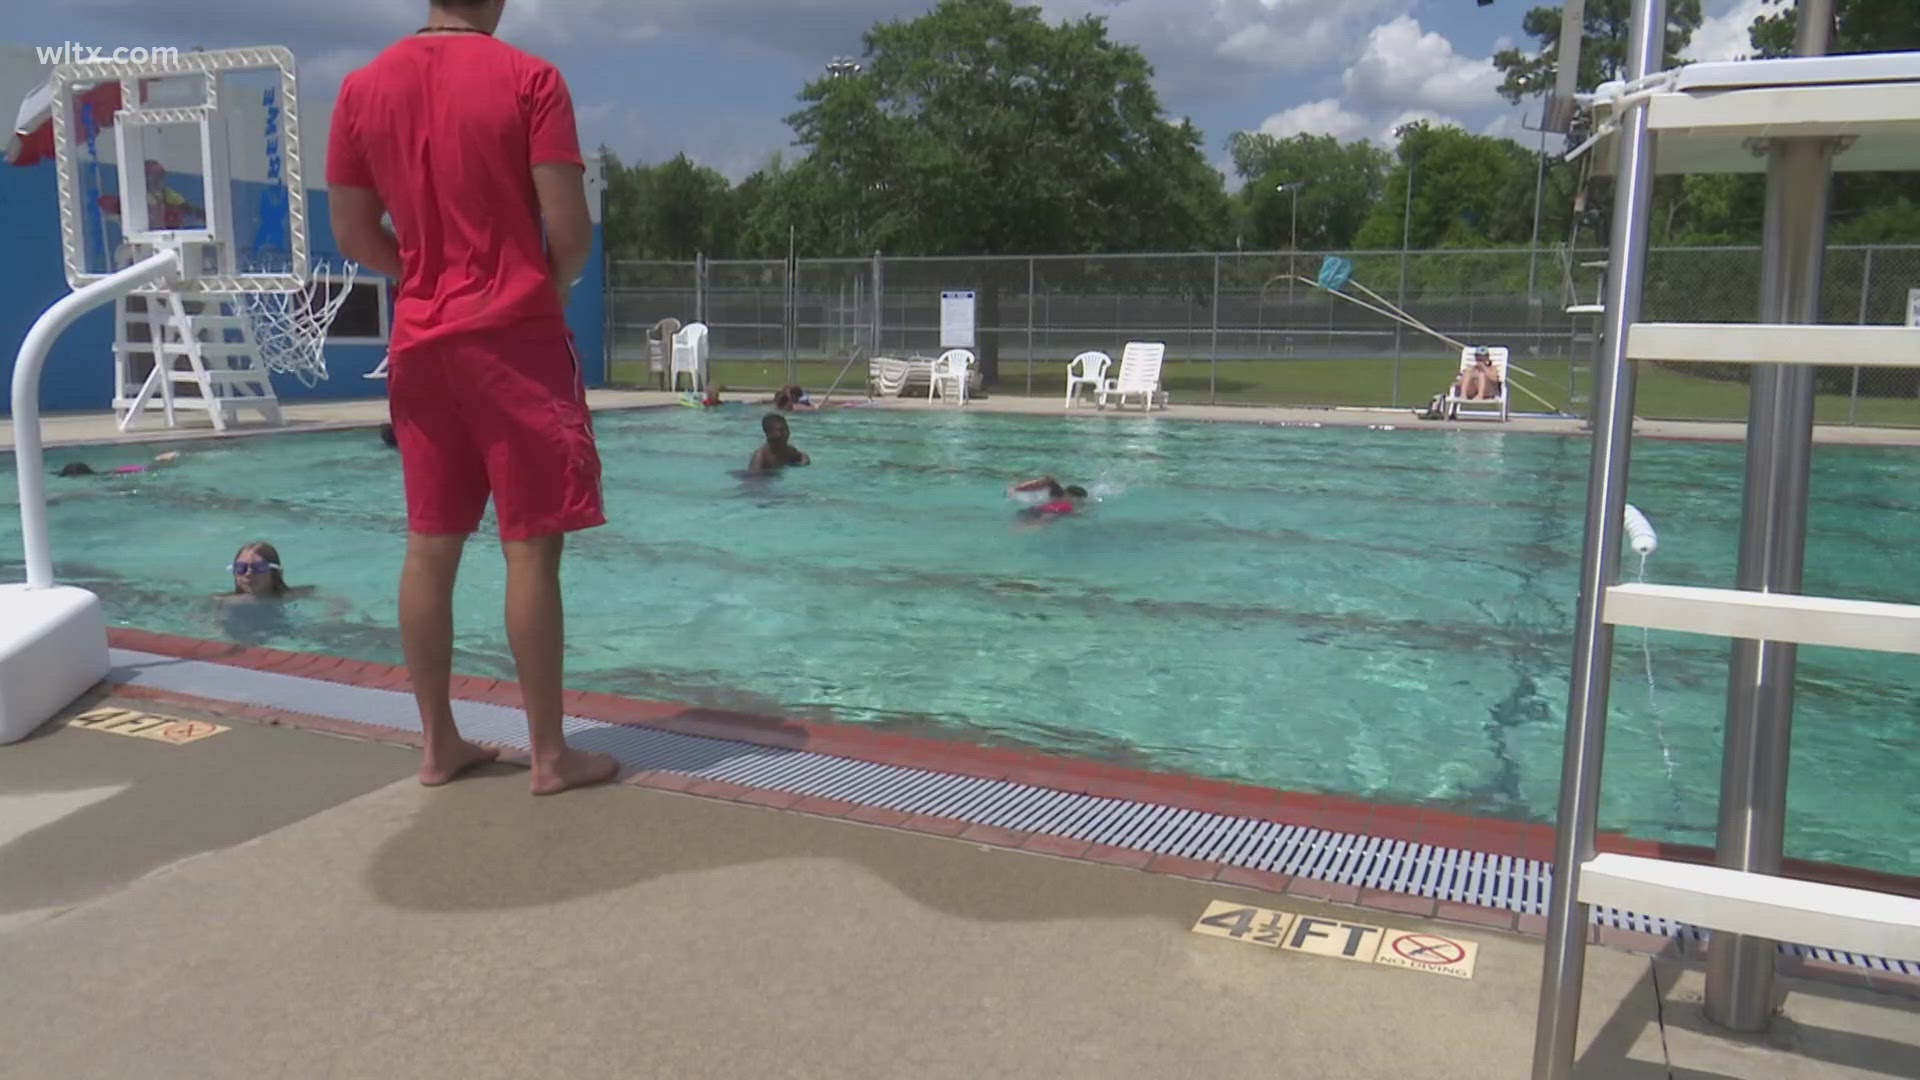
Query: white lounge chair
930 348 973 404
671 322 709 393
1097 341 1166 411
1064 350 1110 408
869 355 933 397
1445 346 1510 422
870 356 909 397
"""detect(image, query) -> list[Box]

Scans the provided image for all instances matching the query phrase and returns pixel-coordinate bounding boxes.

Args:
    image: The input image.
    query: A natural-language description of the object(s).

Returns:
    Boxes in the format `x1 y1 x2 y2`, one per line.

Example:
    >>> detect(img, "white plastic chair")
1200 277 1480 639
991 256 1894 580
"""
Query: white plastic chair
671 322 709 393
1445 346 1510 422
1064 350 1110 408
1097 342 1166 411
930 348 973 404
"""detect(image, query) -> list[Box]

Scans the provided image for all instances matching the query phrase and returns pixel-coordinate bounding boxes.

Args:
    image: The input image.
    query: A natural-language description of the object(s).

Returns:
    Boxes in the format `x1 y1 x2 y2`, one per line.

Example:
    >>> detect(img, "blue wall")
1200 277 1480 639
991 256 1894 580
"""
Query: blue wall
0 163 605 415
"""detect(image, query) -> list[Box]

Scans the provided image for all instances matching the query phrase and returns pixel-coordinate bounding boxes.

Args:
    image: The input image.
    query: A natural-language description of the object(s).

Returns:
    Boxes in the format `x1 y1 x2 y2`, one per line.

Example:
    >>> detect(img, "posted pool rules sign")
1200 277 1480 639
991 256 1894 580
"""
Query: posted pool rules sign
941 290 975 349
1192 900 1480 980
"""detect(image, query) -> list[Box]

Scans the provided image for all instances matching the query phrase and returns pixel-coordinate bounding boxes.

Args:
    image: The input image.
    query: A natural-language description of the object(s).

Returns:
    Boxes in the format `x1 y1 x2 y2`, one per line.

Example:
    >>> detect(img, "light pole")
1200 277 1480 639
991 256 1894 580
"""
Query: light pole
1276 180 1307 318
1394 124 1420 407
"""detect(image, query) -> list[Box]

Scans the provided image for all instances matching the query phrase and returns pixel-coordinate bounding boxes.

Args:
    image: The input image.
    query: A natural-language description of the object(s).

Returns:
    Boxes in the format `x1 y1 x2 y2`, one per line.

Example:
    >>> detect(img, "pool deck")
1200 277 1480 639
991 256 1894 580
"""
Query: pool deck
2 635 1916 1078
2 390 1916 1075
5 388 1920 450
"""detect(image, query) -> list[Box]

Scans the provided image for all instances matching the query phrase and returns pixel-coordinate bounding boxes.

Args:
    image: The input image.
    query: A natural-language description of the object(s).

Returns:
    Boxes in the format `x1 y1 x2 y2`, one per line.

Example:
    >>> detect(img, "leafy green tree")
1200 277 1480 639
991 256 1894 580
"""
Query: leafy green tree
777 0 1231 381
1492 0 1702 104
1225 132 1391 251
1353 123 1541 251
1749 0 1920 56
1750 0 1920 243
599 151 738 260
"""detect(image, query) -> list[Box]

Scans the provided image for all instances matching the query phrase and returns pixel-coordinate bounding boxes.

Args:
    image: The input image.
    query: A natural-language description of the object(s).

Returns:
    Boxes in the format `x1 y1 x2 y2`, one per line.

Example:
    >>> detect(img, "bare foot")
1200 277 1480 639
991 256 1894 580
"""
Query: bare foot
419 740 501 787
529 749 621 796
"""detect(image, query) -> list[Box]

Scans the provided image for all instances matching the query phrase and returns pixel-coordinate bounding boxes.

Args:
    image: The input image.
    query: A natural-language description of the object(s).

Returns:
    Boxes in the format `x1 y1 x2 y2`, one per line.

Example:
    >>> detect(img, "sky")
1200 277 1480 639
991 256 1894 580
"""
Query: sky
10 0 1782 184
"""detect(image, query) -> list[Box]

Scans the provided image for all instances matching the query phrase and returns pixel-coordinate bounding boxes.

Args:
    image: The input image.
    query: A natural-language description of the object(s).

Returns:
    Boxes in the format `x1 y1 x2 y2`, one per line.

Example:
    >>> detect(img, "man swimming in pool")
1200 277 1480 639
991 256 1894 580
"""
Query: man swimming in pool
1009 475 1088 520
748 413 810 474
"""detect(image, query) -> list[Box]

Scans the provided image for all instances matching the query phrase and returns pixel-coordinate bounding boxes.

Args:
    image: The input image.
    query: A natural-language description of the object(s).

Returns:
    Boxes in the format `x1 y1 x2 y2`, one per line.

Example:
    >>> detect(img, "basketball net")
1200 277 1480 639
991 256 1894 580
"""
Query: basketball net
240 260 358 387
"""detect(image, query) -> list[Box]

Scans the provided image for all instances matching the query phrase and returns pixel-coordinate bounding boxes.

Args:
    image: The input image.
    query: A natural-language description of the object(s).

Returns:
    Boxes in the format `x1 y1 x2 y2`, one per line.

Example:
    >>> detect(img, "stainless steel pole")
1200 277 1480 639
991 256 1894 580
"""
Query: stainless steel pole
1396 159 1414 407
1704 0 1836 1032
1850 247 1872 425
1210 253 1220 404
1530 1 1665 1076
1027 256 1036 396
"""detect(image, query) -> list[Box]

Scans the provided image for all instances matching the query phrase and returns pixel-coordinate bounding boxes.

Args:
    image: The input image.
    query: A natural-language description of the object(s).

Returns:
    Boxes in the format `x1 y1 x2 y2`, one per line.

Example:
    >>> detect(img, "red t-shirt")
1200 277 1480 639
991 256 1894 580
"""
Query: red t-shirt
326 35 583 354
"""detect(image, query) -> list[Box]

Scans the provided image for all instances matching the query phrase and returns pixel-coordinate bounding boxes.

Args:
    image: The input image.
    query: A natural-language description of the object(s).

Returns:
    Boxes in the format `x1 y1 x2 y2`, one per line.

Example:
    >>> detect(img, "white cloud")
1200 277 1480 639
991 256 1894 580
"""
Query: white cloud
1380 109 1463 146
1681 0 1785 62
1255 99 1373 142
1342 16 1501 114
1481 111 1530 143
582 103 793 181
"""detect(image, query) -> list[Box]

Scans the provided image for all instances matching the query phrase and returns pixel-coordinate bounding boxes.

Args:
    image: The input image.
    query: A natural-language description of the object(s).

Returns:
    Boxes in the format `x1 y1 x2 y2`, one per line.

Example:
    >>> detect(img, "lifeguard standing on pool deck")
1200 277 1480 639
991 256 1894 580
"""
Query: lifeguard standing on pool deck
327 0 618 795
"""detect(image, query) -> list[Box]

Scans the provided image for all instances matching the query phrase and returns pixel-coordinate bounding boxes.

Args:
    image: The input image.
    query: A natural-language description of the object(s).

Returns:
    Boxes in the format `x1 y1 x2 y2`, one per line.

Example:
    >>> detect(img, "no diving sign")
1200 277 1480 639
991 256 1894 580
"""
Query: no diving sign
1375 931 1478 979
1191 900 1478 980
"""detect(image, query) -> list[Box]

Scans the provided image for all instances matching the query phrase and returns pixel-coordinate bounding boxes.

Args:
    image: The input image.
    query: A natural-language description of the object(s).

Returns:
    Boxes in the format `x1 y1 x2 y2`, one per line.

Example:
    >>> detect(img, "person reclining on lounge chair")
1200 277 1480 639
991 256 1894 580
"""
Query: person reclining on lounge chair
1455 346 1502 401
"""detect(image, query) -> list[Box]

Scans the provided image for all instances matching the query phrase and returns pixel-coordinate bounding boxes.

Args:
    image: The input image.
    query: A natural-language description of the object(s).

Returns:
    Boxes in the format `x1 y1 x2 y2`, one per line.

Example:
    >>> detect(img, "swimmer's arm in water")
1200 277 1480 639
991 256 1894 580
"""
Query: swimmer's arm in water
1010 476 1058 495
747 446 776 474
788 446 810 466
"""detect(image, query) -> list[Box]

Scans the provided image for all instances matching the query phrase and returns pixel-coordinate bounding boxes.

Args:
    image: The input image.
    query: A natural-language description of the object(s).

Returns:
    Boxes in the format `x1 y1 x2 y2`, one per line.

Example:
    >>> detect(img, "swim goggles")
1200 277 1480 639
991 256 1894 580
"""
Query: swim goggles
229 559 280 576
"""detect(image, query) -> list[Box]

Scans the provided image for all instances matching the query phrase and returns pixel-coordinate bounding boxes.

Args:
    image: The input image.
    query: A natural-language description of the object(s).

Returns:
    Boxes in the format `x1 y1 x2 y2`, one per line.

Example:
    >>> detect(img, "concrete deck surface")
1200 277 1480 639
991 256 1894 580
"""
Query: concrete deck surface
3 698 1914 1080
5 388 1919 451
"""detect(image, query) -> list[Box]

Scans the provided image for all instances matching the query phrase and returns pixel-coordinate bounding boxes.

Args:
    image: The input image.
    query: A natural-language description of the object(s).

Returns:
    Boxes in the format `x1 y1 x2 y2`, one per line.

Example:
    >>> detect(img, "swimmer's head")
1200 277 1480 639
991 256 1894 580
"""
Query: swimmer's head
230 540 288 597
762 413 790 444
1065 485 1088 499
57 462 95 477
380 423 398 449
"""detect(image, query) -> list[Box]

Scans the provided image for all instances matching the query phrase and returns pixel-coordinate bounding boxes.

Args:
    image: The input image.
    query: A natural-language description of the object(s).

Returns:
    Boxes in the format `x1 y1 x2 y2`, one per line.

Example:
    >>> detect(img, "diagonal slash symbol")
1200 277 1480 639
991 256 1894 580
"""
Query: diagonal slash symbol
1393 934 1466 965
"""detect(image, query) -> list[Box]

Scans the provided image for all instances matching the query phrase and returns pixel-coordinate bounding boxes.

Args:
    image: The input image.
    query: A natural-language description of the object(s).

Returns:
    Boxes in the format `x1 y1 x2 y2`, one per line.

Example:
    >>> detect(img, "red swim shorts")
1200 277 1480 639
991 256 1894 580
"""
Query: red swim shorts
386 323 606 541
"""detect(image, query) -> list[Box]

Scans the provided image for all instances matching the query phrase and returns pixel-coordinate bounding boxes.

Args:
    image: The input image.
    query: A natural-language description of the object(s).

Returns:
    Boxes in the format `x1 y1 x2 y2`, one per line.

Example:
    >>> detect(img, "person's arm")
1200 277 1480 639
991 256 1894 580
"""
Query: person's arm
747 446 770 474
526 65 590 309
330 187 403 279
1010 476 1057 494
533 164 590 307
324 81 404 279
794 449 811 466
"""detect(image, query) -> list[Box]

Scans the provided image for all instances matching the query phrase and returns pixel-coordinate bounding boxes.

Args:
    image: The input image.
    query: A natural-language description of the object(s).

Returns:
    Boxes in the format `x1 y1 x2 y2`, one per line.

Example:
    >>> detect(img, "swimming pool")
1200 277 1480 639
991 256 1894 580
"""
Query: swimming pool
7 406 1917 875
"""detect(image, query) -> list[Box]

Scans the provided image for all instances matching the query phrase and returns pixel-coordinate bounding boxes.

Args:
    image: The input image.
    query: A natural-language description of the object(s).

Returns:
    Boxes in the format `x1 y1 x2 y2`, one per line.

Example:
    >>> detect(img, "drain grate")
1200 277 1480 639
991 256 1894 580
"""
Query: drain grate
107 648 1916 978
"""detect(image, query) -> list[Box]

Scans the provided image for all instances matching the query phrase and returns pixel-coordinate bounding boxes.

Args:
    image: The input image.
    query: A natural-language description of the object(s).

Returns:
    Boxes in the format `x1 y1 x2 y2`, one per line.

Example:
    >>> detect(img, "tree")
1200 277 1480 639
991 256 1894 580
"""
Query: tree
1353 123 1541 251
1750 0 1920 243
600 153 738 261
1749 0 1920 57
1492 1 1703 104
778 0 1231 382
1225 132 1391 251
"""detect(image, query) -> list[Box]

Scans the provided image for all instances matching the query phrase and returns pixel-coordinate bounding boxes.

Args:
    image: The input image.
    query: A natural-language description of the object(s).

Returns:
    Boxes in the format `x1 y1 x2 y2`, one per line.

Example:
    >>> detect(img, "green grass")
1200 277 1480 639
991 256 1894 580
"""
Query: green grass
608 355 1920 426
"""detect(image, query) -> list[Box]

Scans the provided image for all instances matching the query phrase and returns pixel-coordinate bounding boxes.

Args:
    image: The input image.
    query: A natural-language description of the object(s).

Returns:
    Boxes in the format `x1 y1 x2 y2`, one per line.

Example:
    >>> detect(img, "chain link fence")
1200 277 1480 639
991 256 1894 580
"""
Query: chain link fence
607 244 1920 425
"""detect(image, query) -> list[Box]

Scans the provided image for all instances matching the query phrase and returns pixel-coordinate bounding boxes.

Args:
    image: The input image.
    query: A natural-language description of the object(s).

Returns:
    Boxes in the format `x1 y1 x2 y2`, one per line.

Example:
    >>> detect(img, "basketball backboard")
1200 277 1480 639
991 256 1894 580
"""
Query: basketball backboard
50 46 307 294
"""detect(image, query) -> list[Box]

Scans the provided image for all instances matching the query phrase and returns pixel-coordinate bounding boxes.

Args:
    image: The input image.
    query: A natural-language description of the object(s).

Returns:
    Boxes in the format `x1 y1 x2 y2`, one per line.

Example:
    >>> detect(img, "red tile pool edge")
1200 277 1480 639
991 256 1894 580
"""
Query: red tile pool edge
105 627 1920 911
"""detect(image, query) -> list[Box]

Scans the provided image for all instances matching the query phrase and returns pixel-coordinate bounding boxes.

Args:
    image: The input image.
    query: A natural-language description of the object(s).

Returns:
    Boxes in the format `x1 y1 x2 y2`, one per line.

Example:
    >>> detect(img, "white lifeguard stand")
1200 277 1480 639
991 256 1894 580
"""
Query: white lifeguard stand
1531 4 1920 1077
3 46 312 744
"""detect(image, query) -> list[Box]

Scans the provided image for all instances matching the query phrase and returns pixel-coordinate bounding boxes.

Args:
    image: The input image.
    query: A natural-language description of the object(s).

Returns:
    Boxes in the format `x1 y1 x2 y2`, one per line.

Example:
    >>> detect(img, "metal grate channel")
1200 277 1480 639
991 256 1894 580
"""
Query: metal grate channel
106 649 1917 978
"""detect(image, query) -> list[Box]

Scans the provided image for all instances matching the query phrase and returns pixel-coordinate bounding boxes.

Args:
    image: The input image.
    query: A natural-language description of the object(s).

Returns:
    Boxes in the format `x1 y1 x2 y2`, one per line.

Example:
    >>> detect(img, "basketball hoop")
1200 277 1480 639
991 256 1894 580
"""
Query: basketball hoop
241 259 357 387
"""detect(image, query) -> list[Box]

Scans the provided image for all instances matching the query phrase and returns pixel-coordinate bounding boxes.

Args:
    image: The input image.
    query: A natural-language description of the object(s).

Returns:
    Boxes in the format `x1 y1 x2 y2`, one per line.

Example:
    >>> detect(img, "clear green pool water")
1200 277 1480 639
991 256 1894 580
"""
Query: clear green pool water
7 406 1916 875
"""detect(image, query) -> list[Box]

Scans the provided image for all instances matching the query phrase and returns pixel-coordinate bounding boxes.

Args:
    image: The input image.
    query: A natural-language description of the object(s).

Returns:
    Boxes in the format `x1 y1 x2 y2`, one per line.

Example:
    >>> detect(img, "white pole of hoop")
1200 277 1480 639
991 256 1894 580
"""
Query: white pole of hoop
13 249 181 589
